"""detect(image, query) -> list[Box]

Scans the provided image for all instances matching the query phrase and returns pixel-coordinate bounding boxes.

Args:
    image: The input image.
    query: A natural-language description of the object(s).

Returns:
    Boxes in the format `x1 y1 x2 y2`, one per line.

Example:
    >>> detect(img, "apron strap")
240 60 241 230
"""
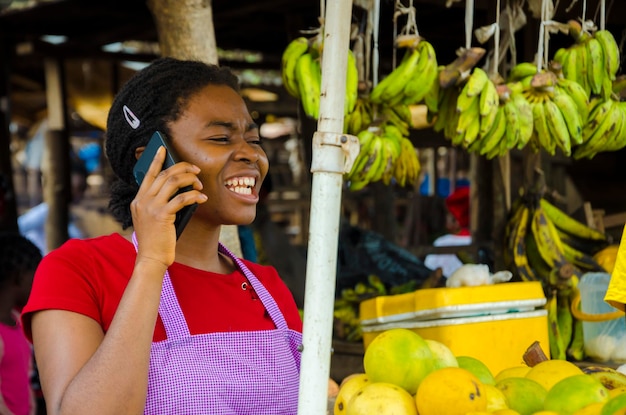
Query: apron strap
219 243 289 331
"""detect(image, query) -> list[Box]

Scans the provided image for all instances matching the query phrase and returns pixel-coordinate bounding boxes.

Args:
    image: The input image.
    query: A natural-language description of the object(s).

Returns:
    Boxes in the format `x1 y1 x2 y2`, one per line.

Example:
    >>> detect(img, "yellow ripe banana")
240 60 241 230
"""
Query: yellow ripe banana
478 97 499 137
479 78 499 117
511 205 539 282
556 78 590 123
525 231 553 282
544 99 572 157
540 198 606 241
531 204 567 269
595 29 620 80
456 98 480 135
585 37 605 96
503 100 522 149
370 47 421 104
465 67 489 97
281 36 310 98
511 92 534 149
295 52 321 119
345 50 359 116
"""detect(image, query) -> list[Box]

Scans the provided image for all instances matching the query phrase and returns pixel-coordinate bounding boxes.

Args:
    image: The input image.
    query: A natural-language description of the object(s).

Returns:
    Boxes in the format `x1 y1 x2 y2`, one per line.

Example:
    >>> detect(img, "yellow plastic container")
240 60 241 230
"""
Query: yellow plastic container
359 282 549 376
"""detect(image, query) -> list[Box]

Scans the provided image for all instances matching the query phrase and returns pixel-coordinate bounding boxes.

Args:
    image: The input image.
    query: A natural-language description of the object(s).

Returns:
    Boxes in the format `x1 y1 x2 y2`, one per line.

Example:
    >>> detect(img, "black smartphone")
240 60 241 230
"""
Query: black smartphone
133 131 198 239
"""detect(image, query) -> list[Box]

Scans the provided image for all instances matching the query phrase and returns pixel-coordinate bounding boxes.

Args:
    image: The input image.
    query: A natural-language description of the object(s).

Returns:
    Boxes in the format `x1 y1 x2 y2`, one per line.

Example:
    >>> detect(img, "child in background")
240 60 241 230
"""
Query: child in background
0 232 41 415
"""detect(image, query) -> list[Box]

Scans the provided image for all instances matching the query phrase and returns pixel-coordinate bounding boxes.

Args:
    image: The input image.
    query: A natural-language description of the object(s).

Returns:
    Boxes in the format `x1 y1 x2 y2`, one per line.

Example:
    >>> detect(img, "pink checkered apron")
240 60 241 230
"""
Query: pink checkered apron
132 235 302 414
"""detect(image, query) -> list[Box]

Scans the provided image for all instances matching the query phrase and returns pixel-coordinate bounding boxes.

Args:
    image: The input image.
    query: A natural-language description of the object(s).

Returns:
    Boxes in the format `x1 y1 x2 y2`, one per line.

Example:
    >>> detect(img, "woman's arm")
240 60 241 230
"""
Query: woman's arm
32 258 166 415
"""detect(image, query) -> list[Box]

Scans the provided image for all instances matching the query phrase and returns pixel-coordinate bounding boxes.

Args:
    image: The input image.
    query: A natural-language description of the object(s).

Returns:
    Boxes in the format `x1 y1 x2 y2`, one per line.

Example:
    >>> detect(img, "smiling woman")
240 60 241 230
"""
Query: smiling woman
20 57 303 415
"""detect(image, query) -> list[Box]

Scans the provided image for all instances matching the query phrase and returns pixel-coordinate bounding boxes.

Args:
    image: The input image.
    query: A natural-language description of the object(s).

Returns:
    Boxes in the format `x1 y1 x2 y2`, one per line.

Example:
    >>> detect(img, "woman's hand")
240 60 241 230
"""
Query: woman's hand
130 146 207 268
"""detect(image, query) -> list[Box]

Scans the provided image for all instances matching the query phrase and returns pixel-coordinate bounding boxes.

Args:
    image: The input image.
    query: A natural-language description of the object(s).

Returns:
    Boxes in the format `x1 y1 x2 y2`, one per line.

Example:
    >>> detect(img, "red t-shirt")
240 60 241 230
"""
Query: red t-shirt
21 233 302 342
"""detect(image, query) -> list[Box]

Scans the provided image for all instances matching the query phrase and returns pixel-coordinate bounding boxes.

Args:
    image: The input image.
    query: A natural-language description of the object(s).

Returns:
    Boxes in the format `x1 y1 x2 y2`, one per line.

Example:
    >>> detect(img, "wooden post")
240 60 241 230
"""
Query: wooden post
147 0 242 257
43 58 71 252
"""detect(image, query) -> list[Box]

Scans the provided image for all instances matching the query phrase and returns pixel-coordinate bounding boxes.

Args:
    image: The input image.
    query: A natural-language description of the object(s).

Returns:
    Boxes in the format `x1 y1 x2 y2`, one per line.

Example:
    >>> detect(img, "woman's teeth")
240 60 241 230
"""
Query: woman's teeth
225 177 255 195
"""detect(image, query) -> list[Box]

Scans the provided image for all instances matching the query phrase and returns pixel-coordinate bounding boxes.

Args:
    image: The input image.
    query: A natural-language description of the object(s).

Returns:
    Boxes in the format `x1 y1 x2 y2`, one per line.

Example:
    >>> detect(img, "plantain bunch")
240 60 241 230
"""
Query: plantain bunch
504 192 610 360
280 35 358 119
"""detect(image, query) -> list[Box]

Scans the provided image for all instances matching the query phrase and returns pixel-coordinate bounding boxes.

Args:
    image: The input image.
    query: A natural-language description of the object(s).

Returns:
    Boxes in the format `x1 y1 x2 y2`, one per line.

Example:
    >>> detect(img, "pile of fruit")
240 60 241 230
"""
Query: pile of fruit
334 328 626 415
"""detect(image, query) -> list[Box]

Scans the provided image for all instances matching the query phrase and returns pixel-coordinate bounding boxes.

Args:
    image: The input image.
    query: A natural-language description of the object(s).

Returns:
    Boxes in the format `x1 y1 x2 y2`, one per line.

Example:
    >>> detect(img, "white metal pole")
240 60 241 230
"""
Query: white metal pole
297 0 355 413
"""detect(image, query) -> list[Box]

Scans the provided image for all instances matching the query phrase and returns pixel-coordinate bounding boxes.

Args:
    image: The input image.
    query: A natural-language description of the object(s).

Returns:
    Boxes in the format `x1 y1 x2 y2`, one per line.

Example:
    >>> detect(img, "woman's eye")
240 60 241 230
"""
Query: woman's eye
210 136 230 142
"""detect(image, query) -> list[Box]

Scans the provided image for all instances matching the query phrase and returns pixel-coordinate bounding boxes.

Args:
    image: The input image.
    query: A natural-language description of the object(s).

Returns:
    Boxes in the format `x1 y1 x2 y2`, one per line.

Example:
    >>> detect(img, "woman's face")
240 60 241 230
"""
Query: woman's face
167 84 269 227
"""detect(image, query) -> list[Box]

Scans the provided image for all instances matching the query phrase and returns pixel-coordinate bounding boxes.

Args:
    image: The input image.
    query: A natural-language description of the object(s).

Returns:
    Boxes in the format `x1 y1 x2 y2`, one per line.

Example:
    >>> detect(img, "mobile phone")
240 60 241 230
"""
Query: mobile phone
133 131 198 239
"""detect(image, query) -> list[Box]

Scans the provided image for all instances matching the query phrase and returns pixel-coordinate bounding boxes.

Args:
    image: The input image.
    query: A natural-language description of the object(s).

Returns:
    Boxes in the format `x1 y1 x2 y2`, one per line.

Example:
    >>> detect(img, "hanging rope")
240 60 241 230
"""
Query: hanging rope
492 0 501 77
465 0 475 50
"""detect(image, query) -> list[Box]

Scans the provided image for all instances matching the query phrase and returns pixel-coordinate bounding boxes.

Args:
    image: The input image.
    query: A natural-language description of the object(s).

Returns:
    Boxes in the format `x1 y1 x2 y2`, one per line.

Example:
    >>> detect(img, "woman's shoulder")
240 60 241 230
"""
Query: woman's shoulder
49 232 132 256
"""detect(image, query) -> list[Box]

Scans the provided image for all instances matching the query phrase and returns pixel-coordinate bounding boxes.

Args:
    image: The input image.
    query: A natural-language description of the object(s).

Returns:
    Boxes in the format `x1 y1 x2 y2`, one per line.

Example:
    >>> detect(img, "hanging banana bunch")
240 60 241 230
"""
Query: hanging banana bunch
280 33 359 120
369 35 439 108
553 20 620 100
344 122 421 191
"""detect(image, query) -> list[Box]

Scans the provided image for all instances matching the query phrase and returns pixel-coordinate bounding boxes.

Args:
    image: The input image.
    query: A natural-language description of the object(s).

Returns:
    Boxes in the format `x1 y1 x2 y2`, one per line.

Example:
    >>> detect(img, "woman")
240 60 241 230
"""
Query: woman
21 57 303 415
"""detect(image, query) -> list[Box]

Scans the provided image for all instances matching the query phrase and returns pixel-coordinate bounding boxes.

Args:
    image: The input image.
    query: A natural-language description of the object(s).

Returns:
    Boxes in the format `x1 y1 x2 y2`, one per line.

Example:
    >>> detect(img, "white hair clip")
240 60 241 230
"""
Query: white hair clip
123 105 140 129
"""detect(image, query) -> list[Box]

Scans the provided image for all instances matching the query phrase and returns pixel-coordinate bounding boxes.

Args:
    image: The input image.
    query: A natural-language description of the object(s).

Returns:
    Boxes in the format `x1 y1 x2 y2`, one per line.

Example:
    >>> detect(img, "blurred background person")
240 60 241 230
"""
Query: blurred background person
0 232 42 415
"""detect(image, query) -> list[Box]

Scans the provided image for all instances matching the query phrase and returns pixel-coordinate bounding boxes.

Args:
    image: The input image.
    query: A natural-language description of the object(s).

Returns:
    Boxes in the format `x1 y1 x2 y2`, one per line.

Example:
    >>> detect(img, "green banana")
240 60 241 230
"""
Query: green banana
585 37 605 96
295 52 321 119
370 47 421 104
595 29 621 80
567 290 585 361
544 99 572 157
539 198 606 241
546 291 567 360
552 88 584 145
532 101 556 156
511 91 534 149
345 50 359 115
403 40 438 104
478 106 506 156
508 62 538 83
281 36 310 98
556 288 574 352
503 99 522 149
556 78 590 123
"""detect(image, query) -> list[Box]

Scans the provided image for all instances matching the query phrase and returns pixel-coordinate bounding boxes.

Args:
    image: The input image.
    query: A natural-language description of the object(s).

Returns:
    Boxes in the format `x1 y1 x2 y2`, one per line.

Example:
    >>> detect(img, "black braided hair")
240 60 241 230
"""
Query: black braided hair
0 232 42 287
105 57 240 229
